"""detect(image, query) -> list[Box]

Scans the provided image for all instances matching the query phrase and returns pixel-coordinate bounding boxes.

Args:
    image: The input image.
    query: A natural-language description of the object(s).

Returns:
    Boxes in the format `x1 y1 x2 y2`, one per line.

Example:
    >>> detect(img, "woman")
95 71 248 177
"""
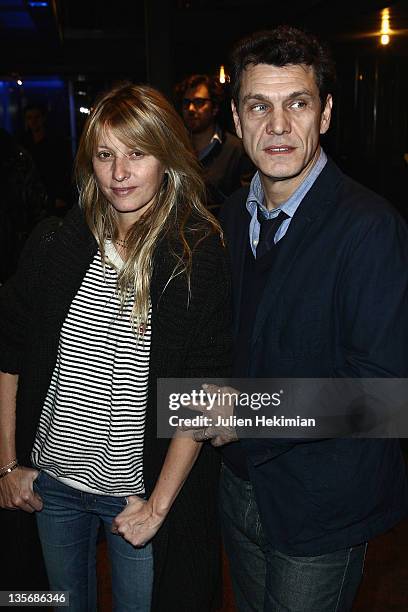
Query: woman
0 83 231 611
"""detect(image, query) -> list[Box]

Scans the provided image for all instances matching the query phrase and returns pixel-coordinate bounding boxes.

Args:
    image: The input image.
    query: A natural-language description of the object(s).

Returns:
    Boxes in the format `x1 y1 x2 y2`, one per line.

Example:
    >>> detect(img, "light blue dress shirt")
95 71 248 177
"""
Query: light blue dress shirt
246 148 327 256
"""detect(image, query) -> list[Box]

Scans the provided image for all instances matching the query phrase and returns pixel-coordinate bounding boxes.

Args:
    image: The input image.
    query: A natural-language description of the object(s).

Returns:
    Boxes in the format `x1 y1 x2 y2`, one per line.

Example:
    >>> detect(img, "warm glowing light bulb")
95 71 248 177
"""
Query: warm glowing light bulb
219 65 226 84
379 7 392 45
382 18 390 34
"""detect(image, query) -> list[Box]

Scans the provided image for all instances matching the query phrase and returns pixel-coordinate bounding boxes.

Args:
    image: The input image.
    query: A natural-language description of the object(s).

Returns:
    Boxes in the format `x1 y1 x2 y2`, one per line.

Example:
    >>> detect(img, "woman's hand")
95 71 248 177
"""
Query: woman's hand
111 496 165 547
0 466 43 513
112 436 202 547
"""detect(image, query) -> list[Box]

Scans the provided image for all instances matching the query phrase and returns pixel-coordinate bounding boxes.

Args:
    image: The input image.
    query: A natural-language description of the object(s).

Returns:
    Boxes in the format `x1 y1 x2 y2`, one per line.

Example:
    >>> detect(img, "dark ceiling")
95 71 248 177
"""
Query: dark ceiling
1 0 408 81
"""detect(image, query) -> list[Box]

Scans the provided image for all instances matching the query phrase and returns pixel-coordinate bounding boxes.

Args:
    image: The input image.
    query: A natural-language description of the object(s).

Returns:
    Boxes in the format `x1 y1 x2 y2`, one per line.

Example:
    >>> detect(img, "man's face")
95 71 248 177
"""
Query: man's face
182 83 216 134
232 63 332 194
25 109 45 132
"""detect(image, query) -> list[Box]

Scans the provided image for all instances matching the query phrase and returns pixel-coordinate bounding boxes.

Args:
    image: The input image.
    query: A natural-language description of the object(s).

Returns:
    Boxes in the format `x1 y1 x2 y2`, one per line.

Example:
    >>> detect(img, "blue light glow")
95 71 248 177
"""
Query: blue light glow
2 10 35 29
21 79 65 89
0 78 65 90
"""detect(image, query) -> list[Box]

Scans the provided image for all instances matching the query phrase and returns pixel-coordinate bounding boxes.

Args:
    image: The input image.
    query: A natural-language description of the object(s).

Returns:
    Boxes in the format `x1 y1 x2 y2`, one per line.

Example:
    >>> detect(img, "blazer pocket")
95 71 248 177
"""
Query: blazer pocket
303 441 366 530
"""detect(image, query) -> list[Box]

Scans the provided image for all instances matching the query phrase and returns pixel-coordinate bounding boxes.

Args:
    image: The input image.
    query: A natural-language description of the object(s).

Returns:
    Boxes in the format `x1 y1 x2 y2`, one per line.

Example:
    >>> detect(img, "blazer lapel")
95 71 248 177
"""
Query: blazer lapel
231 207 251 337
251 159 343 347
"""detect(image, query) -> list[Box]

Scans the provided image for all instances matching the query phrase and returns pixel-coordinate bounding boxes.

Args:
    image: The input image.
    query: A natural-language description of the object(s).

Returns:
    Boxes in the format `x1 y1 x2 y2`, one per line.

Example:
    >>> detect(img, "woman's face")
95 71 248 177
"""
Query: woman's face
92 127 165 224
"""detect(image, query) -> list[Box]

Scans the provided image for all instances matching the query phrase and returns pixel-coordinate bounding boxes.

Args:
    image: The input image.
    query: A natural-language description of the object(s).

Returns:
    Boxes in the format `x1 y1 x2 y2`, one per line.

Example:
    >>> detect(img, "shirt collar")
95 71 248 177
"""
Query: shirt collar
211 124 223 144
197 124 222 161
246 148 327 219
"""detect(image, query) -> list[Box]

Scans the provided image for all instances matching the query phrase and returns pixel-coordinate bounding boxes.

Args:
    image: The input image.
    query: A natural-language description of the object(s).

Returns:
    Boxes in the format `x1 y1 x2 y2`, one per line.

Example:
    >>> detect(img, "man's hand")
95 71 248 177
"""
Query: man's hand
111 496 164 547
186 384 239 447
0 467 43 513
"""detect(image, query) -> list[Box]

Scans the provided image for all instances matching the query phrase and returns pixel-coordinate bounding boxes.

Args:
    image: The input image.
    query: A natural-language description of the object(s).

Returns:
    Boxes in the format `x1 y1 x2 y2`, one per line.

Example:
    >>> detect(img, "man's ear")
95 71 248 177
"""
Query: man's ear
320 94 333 135
231 99 242 139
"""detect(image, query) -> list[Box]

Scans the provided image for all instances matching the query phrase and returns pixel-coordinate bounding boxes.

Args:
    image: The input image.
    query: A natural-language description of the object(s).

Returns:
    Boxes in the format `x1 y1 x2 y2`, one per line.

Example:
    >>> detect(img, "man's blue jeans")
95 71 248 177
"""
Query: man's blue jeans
220 464 367 612
34 471 153 612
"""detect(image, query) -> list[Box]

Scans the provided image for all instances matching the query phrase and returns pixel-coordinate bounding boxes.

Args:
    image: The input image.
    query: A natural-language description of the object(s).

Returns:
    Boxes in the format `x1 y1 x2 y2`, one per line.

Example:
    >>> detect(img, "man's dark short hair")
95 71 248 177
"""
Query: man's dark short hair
230 25 336 107
175 74 224 108
24 103 47 116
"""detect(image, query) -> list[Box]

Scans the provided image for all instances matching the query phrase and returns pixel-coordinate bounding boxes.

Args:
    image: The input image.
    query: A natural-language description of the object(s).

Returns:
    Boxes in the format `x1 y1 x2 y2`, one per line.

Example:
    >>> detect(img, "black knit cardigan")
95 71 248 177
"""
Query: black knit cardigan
0 206 232 611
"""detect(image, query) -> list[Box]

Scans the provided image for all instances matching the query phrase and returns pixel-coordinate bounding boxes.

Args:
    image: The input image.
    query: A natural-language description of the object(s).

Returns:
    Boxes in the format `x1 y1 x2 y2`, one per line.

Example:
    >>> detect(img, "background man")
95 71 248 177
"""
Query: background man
22 104 71 216
0 128 46 284
175 73 253 211
203 26 408 612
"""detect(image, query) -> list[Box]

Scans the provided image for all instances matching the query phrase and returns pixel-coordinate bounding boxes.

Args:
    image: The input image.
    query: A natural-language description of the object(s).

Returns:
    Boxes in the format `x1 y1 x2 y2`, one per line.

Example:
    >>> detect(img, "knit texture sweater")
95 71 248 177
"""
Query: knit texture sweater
0 205 232 611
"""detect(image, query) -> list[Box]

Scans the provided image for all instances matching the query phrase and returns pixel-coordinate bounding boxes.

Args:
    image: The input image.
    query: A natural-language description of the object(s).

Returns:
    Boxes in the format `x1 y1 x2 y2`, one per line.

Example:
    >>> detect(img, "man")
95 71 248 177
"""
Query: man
175 74 253 211
196 26 408 612
0 128 46 284
22 104 71 216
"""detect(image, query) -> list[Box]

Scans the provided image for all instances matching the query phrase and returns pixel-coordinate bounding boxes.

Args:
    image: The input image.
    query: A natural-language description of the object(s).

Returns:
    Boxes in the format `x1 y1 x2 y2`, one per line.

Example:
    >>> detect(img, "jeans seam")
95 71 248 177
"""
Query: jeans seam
244 495 252 533
361 543 368 575
334 547 352 612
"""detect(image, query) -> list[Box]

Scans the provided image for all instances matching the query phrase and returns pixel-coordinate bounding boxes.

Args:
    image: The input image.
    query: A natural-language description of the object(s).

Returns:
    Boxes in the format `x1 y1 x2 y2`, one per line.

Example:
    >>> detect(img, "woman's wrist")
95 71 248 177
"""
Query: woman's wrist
149 494 171 520
0 458 17 472
0 459 19 479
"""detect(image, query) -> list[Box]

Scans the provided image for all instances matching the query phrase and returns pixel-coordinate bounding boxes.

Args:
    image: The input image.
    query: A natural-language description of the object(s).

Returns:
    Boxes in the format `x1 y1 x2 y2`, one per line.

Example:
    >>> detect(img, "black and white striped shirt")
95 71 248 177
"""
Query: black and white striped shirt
31 242 150 496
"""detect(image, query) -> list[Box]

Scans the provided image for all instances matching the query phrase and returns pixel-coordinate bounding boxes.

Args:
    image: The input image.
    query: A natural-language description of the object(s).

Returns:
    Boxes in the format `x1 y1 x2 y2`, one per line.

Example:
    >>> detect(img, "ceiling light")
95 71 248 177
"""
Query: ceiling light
380 7 392 45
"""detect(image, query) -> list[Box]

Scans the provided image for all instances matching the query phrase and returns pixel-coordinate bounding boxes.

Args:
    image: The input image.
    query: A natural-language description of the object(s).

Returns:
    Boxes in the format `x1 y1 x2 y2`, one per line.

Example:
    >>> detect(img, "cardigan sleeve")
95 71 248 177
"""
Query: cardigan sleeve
0 218 60 374
183 234 233 379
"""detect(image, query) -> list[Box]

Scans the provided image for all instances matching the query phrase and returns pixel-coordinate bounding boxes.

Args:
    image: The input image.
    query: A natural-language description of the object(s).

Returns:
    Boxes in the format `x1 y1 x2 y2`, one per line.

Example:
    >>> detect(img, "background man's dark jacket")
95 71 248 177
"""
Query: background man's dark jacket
220 157 408 555
202 130 253 212
0 128 46 283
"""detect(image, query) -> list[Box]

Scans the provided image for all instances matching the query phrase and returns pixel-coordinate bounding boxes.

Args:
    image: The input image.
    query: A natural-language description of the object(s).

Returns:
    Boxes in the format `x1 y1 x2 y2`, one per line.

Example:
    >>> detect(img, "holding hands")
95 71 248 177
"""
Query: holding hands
186 383 239 447
112 495 165 547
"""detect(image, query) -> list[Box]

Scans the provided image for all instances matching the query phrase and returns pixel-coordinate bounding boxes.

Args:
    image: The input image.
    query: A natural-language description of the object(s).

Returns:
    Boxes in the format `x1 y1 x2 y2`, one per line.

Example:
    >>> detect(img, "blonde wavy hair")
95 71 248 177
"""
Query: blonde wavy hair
75 83 221 333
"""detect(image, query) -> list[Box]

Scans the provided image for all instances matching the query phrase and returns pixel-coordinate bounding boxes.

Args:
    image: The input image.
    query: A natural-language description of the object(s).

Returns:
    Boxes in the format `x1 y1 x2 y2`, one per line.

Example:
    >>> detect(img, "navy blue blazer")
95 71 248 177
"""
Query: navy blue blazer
220 157 408 555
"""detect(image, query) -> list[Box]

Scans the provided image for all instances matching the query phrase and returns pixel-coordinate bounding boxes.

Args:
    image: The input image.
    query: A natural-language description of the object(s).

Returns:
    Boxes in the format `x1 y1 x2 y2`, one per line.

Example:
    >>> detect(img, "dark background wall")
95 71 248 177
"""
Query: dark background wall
0 0 407 217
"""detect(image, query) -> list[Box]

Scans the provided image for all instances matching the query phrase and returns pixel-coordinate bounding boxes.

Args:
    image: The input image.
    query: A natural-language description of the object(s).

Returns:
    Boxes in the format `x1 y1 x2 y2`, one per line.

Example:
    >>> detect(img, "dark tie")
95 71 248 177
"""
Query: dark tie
256 209 289 259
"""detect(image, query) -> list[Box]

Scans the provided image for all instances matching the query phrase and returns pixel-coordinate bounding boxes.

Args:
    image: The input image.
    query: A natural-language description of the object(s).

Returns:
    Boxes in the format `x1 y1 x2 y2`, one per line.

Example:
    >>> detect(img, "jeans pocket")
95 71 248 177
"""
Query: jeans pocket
33 469 43 490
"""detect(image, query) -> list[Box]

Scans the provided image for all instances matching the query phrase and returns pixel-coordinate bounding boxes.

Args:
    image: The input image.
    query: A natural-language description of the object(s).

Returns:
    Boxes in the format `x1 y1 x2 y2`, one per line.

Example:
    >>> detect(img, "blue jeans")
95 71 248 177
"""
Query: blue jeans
220 464 267 612
34 471 153 612
264 544 367 612
220 464 367 612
